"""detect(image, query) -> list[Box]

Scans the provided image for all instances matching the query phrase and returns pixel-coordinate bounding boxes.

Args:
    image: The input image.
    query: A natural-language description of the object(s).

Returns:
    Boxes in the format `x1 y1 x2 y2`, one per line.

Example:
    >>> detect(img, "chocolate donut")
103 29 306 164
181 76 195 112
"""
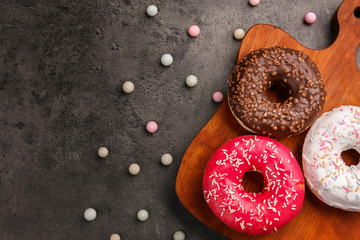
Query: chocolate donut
228 46 326 138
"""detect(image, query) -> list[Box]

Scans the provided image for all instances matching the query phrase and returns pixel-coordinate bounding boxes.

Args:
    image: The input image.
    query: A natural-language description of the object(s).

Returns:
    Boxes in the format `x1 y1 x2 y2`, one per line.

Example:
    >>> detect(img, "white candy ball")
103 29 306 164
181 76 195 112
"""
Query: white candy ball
123 81 134 93
129 163 140 175
161 153 173 166
173 231 185 240
84 208 97 221
110 234 121 240
186 75 198 87
137 209 149 221
146 5 158 17
161 54 173 66
234 28 245 40
98 147 109 158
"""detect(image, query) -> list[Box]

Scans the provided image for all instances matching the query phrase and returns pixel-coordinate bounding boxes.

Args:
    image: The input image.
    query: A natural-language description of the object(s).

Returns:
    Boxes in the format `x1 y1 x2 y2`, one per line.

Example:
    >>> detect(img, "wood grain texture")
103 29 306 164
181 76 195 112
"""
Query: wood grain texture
175 0 360 239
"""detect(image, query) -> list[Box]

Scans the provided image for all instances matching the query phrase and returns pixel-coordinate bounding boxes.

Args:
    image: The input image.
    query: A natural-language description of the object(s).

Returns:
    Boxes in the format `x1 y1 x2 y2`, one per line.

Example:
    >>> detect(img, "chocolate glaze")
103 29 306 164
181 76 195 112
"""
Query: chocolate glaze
228 46 326 138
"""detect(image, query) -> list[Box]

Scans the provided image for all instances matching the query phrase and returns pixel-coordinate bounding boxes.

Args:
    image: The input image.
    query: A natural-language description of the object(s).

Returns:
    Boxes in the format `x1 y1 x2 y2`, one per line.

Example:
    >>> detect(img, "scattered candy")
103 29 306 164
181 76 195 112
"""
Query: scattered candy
110 234 121 240
123 81 134 93
188 25 200 37
173 231 185 240
305 12 316 24
161 153 173 165
98 147 109 158
146 121 158 133
129 163 140 175
233 28 245 40
249 0 260 6
137 209 149 221
185 75 198 87
212 91 223 102
161 54 173 66
84 208 97 221
146 5 158 17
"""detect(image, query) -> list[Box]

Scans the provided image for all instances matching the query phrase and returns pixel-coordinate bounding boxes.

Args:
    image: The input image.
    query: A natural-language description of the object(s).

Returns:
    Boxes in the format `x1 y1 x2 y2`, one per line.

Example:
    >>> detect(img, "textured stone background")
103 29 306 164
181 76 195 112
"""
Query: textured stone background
0 0 354 239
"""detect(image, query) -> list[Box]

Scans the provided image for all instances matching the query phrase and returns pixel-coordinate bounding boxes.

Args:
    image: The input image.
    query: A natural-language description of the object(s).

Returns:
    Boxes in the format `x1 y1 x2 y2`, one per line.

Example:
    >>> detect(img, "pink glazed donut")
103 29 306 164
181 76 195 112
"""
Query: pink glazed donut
203 136 305 235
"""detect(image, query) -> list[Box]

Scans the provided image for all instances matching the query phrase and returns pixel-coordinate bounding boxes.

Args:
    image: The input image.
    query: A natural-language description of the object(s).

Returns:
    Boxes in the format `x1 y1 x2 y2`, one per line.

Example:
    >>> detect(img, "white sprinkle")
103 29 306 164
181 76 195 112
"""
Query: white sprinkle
266 166 272 171
280 158 283 164
247 223 252 226
240 221 245 230
274 218 279 221
274 227 278 232
263 227 267 231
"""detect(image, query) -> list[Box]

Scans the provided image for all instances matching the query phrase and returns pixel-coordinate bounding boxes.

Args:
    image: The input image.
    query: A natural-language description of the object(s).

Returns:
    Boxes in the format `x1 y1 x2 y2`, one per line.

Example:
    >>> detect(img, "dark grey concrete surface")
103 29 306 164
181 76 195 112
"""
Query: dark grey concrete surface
0 0 351 239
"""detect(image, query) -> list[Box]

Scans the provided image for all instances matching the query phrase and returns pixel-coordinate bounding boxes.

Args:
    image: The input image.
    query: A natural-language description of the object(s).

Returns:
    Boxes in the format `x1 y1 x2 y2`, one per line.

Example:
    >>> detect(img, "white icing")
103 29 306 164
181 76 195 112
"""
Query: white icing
302 106 360 211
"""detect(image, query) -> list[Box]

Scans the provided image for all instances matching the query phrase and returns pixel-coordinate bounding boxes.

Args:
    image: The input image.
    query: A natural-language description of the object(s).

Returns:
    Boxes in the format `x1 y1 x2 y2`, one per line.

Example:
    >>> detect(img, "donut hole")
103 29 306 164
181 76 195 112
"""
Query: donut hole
242 171 264 193
354 7 360 18
341 149 360 167
265 82 291 103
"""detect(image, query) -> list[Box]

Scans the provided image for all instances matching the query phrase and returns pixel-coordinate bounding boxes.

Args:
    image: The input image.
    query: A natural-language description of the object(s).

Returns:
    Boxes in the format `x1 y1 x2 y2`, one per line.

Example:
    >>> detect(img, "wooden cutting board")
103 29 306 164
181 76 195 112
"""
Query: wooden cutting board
175 0 360 239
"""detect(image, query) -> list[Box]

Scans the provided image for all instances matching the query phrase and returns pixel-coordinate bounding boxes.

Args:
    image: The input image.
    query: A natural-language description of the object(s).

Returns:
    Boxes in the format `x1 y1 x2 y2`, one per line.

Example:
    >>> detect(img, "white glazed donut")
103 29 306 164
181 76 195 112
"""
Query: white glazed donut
302 106 360 211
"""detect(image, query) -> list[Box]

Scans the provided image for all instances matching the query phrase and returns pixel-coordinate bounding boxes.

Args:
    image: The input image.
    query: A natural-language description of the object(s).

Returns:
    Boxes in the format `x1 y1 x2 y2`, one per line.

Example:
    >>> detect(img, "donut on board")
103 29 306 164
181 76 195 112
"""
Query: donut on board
203 136 305 235
228 46 326 138
303 106 360 211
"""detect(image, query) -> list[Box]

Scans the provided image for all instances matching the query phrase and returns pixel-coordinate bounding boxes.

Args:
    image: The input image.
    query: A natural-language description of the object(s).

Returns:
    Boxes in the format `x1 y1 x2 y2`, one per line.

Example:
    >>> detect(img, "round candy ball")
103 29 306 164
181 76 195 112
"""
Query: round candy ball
98 147 109 158
129 163 140 175
161 54 173 66
161 153 173 166
146 5 158 17
233 28 245 40
123 81 134 93
188 25 200 37
146 121 158 133
305 12 316 24
212 91 223 102
186 75 198 87
249 0 260 6
173 231 185 240
110 234 121 240
84 208 97 221
137 209 149 221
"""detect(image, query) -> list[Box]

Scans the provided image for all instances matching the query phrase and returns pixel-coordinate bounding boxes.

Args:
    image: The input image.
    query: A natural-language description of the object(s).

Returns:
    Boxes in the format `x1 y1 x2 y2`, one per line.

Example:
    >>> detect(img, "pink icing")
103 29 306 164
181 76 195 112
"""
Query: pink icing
203 136 305 235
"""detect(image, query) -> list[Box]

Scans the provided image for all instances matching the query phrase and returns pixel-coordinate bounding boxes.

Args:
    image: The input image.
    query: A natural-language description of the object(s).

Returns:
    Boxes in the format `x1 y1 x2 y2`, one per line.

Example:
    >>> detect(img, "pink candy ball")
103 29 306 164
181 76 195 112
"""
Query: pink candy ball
305 12 316 24
188 25 200 37
146 121 158 133
213 92 223 102
249 0 260 6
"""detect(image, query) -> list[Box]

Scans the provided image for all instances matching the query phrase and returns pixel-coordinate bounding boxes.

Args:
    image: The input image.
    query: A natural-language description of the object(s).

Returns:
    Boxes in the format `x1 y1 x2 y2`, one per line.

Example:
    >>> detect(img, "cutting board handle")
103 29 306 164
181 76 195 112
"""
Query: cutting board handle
334 0 360 54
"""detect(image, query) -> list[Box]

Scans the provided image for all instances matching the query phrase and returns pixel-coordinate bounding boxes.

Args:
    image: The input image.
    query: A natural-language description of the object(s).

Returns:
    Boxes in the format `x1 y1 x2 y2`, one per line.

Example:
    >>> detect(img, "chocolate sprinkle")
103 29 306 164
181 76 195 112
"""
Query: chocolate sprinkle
228 46 326 138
